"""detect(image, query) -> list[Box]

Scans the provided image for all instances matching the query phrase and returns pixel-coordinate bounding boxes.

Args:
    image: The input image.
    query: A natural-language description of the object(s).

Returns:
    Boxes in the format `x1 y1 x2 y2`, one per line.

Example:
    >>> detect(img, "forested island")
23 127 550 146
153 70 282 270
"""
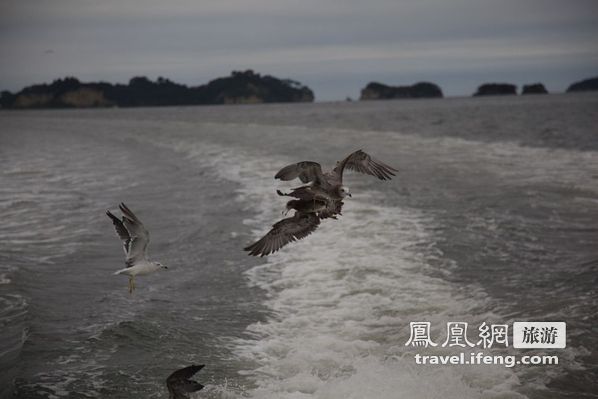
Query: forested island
566 76 598 93
473 83 517 96
0 70 314 109
360 81 443 100
522 83 548 95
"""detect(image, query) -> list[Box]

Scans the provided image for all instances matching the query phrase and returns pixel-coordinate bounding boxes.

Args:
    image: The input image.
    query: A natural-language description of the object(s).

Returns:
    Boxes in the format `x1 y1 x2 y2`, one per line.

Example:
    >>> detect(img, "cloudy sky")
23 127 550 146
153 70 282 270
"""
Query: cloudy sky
1 0 597 100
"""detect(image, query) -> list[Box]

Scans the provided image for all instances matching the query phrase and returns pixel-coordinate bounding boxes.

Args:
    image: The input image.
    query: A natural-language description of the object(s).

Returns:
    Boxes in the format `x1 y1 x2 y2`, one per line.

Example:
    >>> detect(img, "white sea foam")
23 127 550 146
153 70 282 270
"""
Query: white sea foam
159 135 528 399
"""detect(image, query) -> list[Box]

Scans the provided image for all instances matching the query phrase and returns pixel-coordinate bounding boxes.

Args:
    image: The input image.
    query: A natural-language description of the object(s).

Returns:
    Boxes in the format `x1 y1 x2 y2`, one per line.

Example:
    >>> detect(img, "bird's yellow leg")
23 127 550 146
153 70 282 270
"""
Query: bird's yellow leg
132 278 136 292
128 277 133 294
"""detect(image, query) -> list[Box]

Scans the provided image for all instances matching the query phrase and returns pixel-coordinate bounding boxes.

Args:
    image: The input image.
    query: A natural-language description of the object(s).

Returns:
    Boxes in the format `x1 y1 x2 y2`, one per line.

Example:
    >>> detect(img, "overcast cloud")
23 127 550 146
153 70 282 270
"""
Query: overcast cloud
1 0 597 100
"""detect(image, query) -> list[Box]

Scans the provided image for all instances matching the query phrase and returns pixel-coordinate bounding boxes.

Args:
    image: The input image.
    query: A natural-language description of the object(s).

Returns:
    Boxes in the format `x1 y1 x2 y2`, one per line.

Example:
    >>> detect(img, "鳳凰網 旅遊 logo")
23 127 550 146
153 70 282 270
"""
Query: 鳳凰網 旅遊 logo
405 321 565 367
405 321 566 349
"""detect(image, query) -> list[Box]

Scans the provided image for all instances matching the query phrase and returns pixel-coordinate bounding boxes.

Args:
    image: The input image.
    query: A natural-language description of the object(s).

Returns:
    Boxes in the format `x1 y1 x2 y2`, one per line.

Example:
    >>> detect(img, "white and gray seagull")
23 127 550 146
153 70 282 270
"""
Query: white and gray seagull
106 203 168 293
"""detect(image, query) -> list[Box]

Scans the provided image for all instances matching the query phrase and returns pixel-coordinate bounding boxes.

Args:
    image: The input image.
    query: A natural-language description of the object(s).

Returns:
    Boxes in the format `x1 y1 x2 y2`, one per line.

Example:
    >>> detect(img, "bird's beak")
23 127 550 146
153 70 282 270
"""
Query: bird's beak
347 193 352 197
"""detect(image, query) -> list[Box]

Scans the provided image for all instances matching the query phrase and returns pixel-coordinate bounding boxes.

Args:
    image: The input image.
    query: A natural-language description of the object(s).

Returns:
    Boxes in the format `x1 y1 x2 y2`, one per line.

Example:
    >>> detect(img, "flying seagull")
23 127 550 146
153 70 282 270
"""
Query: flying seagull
166 364 205 399
106 203 168 293
244 149 397 256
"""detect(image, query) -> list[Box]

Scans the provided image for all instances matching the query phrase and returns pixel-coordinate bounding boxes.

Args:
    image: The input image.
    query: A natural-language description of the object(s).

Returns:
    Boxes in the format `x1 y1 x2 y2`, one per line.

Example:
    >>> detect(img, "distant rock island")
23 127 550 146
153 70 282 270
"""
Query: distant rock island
360 81 443 100
566 76 598 93
0 70 314 109
473 83 517 96
522 83 548 95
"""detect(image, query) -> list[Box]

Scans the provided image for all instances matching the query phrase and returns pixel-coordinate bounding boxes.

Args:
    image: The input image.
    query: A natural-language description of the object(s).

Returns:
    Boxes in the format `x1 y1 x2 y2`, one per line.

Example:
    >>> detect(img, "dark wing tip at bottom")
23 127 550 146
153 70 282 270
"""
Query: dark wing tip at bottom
192 382 205 392
244 240 275 257
166 364 206 398
166 364 206 382
243 213 321 257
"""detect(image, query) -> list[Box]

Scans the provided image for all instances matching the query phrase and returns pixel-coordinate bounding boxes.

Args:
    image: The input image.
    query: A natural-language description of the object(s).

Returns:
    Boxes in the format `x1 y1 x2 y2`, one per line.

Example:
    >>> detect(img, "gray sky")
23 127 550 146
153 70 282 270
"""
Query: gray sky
1 0 597 101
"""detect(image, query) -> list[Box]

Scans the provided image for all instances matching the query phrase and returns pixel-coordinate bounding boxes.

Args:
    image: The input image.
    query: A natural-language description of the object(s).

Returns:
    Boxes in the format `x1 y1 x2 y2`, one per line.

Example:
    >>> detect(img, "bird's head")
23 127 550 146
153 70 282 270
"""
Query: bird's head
283 200 298 215
155 262 168 270
339 186 352 198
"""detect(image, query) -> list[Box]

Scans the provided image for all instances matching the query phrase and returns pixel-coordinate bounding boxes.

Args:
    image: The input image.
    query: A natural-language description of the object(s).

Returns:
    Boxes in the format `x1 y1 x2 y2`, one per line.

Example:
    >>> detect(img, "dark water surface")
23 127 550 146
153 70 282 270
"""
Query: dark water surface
1 93 597 398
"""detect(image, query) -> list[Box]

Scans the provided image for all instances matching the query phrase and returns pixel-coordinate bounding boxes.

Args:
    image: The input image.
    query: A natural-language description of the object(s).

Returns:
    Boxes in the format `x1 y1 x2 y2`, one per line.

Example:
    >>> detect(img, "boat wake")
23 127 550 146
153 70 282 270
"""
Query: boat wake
162 136 528 399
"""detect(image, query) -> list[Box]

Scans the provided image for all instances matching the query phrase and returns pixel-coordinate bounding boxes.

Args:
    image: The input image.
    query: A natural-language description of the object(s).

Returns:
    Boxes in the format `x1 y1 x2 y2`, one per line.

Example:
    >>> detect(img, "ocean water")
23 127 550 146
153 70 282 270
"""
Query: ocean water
1 93 597 399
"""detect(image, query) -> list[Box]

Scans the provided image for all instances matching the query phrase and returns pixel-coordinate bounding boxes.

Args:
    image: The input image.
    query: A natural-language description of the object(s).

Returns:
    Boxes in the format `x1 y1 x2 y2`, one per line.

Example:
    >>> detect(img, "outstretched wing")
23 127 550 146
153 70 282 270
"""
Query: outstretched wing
118 203 150 266
333 149 397 182
244 213 321 257
275 161 326 185
106 210 131 256
166 365 205 399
